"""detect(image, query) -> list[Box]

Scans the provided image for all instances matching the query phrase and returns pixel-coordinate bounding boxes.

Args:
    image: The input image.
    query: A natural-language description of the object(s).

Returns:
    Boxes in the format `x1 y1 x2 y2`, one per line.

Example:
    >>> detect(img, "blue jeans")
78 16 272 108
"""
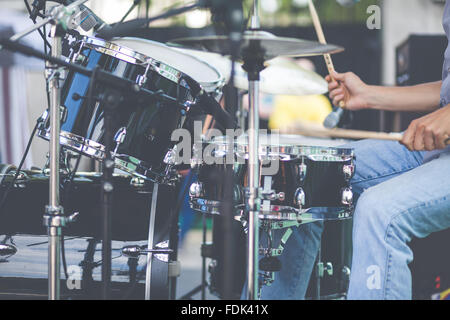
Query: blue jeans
259 139 450 300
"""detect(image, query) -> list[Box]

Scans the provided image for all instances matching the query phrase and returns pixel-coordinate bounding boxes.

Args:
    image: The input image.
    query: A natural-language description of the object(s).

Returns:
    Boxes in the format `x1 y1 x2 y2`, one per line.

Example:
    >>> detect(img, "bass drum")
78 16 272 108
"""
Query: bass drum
0 167 179 299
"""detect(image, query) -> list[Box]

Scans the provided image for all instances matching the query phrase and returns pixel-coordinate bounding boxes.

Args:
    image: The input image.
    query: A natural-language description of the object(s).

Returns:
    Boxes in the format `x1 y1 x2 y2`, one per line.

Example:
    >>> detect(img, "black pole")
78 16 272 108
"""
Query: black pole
101 89 120 299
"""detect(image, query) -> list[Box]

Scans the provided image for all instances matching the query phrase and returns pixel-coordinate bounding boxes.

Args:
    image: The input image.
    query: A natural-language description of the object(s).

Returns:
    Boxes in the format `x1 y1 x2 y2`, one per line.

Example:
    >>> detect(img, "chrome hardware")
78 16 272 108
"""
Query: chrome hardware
121 244 173 259
183 100 193 112
154 240 170 262
317 261 333 278
342 266 351 277
261 272 275 288
71 40 86 64
298 162 307 181
260 190 285 202
341 187 353 206
43 210 78 228
294 187 306 208
190 143 203 168
259 248 283 257
72 52 87 64
59 105 68 124
113 127 127 155
136 74 147 87
9 170 29 188
189 181 204 198
0 244 17 257
343 164 355 181
163 148 176 165
67 211 79 224
326 262 333 276
130 177 146 188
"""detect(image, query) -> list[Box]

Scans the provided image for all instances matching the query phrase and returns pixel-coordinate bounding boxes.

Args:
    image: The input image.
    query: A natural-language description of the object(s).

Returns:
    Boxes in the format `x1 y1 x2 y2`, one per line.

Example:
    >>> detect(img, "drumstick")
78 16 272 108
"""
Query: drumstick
284 121 404 141
307 0 346 108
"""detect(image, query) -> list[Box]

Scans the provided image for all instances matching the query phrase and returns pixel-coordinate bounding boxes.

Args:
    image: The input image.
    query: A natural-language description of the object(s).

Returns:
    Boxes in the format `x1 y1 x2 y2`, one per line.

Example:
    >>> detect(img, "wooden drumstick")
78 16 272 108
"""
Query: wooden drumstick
307 0 346 108
284 121 404 141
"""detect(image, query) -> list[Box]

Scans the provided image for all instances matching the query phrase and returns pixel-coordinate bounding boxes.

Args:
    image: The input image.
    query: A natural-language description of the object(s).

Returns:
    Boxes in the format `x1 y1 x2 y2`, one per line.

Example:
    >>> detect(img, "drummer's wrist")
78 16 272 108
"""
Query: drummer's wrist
364 85 383 110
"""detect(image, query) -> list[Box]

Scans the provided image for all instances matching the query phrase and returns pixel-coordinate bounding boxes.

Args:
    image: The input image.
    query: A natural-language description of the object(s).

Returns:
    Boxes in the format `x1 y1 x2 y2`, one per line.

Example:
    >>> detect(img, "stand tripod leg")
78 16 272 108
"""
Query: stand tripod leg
101 89 120 299
145 183 159 300
201 213 207 300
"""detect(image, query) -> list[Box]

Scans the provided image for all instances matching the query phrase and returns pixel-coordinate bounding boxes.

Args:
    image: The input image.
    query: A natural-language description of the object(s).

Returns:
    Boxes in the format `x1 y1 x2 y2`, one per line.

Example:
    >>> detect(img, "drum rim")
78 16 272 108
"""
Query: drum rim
189 198 353 222
113 37 226 93
194 136 354 162
81 36 193 91
37 126 176 185
81 36 218 93
82 36 149 65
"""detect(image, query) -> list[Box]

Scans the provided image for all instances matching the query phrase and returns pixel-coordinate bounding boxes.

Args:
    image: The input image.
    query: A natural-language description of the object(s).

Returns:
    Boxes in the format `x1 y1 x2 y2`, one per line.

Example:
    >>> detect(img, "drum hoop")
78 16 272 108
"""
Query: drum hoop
81 36 201 91
37 126 175 185
116 37 226 93
197 140 354 162
82 36 149 65
190 198 354 222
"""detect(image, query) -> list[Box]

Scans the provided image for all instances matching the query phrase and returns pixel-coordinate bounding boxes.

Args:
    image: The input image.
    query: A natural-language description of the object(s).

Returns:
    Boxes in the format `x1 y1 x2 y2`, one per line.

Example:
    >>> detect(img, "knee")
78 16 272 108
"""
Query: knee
353 187 389 234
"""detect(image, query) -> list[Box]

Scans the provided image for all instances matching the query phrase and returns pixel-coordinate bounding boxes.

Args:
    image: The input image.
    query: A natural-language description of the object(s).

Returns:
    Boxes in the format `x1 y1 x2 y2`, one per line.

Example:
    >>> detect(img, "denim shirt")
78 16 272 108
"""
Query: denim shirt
423 0 450 162
441 0 450 107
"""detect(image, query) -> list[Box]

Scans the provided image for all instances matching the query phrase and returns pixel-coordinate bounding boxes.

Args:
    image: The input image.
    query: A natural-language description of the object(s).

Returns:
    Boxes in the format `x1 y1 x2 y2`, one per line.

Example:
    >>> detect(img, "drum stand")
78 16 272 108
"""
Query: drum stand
243 0 264 300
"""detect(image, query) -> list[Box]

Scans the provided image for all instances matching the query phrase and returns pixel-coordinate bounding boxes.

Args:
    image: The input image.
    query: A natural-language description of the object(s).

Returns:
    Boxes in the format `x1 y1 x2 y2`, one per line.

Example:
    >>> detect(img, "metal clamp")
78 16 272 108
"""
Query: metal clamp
317 262 334 278
121 245 174 258
43 206 79 228
260 189 285 202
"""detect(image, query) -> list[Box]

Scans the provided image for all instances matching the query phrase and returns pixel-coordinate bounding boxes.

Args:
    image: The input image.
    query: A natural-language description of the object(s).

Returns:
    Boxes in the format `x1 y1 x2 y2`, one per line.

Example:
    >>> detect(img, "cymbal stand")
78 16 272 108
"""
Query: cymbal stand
243 0 264 301
242 54 265 301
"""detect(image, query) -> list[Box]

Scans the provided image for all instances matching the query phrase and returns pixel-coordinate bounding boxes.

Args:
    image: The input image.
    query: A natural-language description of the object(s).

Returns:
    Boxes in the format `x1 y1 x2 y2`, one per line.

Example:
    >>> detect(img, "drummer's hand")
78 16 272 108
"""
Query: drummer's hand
326 71 369 111
401 104 450 151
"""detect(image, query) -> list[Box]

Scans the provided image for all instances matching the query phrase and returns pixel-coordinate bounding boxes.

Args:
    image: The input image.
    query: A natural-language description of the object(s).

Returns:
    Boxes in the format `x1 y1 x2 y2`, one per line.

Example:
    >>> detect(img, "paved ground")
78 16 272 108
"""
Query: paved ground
176 229 219 300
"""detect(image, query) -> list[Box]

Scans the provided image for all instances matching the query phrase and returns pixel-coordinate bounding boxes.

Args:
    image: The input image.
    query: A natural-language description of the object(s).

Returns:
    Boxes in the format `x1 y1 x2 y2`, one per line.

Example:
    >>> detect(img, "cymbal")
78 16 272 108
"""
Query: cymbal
171 47 328 95
169 30 344 61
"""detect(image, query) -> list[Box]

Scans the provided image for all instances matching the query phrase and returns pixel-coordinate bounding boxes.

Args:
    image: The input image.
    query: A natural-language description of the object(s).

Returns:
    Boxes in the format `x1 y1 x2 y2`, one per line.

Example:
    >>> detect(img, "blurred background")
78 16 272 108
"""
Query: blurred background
0 0 446 168
0 0 447 299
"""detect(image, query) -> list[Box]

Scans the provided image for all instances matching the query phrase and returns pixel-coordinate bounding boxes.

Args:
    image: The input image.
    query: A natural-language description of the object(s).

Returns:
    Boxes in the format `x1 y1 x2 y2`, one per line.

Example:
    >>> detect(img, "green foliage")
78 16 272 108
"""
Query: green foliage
243 0 381 26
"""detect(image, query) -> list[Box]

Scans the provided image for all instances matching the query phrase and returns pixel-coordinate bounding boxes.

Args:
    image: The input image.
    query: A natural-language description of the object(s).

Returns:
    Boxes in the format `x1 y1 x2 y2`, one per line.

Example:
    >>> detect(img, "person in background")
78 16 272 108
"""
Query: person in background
269 59 333 130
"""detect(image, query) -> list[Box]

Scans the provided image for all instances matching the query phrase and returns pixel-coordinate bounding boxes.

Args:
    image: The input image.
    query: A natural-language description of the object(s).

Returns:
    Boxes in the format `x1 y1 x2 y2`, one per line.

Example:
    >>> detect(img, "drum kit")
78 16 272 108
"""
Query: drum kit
0 0 360 300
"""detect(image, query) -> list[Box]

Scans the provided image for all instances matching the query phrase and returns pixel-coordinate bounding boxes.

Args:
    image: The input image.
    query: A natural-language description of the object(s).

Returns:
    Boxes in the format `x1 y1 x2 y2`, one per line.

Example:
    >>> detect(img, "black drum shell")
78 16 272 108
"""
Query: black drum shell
196 156 352 209
0 171 178 299
0 172 174 241
39 39 195 180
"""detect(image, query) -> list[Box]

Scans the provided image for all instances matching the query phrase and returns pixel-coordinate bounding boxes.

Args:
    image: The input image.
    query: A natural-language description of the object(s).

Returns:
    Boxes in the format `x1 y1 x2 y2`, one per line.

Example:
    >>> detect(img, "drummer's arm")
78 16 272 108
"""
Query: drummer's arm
364 81 442 112
327 71 442 113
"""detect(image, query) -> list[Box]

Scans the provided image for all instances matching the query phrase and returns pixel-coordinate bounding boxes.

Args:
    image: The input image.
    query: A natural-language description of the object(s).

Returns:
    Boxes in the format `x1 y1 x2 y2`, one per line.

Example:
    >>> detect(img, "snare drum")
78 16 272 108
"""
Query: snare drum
37 36 224 184
189 134 355 222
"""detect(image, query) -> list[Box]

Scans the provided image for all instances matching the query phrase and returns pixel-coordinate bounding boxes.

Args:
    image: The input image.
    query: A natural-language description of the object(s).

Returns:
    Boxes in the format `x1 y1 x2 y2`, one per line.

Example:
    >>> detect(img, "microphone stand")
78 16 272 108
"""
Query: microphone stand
7 0 89 301
119 0 142 23
1 27 189 302
97 1 203 40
